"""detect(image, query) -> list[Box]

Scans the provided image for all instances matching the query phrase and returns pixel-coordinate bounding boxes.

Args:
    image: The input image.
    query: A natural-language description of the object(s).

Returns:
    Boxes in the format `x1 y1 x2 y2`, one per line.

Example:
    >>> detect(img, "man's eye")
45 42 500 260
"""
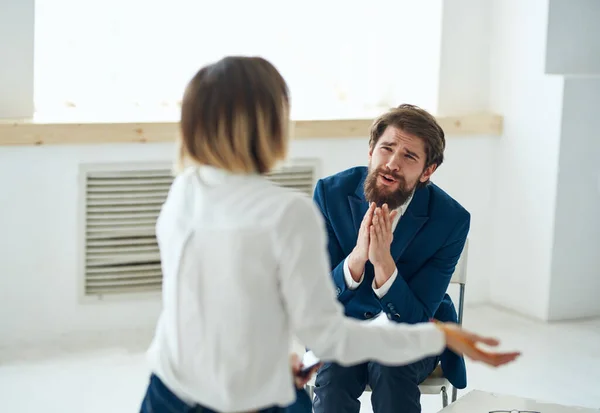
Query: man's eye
382 147 392 152
405 154 415 160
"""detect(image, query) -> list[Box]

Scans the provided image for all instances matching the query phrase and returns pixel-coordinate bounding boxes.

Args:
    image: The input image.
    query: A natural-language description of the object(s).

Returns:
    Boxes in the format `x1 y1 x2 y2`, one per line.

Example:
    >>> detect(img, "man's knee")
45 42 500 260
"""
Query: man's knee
315 362 366 393
369 362 421 388
313 362 367 413
370 356 439 391
368 362 432 413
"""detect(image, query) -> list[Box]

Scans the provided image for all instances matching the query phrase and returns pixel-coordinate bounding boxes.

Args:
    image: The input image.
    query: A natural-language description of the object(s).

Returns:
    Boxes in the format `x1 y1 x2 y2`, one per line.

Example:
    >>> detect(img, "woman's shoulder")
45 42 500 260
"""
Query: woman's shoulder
260 181 318 217
264 185 326 235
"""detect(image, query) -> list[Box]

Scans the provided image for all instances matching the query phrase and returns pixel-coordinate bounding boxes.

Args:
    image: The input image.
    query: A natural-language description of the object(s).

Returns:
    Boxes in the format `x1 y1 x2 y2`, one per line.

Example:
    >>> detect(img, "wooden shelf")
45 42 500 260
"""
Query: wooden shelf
0 113 503 146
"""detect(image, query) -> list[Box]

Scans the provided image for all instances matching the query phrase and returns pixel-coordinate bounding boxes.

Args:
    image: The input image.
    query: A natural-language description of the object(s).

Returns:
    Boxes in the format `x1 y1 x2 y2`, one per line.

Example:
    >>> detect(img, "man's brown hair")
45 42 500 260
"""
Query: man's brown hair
177 56 290 174
369 103 445 169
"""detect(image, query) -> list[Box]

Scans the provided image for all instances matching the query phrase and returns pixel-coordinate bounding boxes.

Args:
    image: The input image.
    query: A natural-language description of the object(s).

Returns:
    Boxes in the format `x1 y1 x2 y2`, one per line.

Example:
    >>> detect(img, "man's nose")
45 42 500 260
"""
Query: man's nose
386 157 401 171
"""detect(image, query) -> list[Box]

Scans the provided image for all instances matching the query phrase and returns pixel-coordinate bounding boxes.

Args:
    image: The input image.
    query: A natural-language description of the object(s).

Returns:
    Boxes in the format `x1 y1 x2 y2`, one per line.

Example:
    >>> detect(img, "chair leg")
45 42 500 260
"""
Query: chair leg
452 386 458 402
441 386 448 408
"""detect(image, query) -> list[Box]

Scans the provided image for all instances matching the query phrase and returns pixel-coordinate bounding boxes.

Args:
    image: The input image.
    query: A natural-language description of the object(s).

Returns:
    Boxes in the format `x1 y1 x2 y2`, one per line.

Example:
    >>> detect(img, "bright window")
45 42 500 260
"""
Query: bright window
34 0 443 122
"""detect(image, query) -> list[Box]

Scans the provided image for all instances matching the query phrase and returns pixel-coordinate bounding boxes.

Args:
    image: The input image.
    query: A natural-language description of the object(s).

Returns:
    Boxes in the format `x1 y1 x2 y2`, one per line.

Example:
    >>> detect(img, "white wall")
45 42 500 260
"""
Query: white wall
437 0 492 116
0 0 504 349
10 0 598 351
434 0 497 305
0 0 34 118
544 0 600 320
0 135 497 348
547 79 600 320
488 0 564 320
484 0 600 321
546 0 600 75
0 144 170 348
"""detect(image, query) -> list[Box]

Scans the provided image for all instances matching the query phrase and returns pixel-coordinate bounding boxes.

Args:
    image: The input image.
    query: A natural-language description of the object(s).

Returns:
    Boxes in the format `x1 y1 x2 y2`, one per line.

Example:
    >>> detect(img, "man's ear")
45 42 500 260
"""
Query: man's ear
420 164 438 183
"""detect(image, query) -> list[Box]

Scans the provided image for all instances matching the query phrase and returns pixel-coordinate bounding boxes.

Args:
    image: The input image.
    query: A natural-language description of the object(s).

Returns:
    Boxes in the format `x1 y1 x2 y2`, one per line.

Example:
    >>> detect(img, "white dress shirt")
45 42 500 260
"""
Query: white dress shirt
146 166 444 412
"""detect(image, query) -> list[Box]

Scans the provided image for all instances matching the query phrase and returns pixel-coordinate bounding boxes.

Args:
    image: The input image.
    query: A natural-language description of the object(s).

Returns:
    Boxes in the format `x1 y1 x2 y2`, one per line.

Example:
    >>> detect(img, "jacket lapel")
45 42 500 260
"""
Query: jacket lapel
348 197 369 235
389 186 430 262
348 171 369 235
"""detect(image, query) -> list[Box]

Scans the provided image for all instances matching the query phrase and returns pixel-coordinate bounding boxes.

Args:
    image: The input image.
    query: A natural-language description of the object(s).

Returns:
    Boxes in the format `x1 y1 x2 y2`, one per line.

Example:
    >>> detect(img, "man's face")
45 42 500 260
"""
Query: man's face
364 126 436 210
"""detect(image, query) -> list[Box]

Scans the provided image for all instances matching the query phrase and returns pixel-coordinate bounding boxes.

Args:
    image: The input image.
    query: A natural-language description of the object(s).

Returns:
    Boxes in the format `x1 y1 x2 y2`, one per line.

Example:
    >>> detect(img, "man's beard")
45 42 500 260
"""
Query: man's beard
363 166 417 210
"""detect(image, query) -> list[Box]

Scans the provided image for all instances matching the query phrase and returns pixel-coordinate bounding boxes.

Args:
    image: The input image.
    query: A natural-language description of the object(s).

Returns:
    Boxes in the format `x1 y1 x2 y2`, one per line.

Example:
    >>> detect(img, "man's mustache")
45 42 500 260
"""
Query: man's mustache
375 167 403 182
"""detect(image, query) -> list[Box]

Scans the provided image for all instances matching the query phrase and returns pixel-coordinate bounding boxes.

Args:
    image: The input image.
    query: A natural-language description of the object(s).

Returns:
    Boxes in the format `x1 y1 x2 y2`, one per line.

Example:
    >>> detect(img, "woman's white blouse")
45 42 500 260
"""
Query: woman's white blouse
146 166 445 412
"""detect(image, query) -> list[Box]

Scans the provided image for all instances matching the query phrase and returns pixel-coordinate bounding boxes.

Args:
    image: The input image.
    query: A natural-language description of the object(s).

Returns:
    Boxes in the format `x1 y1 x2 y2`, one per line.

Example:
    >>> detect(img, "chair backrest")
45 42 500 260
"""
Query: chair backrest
449 239 469 285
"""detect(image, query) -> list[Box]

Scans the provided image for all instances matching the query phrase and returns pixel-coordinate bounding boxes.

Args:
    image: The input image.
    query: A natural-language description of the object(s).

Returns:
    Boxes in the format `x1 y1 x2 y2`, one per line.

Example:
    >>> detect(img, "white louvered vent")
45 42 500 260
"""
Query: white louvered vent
264 163 316 197
81 159 318 298
82 167 173 297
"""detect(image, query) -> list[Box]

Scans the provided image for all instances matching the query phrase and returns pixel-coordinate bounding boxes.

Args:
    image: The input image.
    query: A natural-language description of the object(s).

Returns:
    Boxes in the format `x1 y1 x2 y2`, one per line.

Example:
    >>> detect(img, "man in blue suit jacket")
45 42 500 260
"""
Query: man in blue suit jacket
312 104 470 413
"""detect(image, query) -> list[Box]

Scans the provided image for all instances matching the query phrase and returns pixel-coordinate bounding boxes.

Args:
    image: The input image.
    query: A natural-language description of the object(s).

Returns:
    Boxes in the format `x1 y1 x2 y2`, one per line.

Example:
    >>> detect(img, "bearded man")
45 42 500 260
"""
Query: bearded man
311 104 470 413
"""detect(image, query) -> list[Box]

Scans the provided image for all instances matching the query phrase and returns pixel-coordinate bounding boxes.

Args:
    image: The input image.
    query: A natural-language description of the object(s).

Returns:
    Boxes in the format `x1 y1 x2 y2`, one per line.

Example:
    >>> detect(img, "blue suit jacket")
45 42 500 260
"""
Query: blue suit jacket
313 166 470 389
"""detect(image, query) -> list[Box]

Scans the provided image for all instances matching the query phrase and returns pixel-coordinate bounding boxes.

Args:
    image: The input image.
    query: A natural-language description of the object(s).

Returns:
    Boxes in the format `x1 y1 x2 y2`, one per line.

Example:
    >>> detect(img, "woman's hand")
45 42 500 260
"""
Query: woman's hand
436 322 521 367
290 353 321 389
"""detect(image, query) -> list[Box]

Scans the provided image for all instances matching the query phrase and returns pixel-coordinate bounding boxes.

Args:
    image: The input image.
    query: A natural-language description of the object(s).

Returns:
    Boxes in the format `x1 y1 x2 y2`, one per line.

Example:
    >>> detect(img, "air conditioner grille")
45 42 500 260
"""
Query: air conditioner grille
83 168 172 296
265 165 315 196
82 161 317 297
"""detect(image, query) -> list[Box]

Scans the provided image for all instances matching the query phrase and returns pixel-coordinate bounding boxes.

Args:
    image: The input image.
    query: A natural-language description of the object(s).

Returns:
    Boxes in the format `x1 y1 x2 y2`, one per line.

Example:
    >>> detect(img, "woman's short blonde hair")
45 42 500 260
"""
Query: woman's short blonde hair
176 56 290 174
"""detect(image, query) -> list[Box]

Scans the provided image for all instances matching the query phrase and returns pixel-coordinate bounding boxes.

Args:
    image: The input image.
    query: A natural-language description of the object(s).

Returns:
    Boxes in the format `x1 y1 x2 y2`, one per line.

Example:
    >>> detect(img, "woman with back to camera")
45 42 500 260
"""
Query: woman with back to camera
140 56 520 413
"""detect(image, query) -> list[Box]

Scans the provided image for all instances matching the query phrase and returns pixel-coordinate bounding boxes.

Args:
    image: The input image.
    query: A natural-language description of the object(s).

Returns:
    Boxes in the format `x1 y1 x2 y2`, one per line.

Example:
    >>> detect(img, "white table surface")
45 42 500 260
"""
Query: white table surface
439 390 599 413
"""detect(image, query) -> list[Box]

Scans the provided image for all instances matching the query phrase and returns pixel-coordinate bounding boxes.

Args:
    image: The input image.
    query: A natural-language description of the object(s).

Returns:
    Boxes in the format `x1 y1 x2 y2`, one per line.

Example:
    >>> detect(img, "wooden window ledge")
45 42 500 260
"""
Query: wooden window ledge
0 113 502 146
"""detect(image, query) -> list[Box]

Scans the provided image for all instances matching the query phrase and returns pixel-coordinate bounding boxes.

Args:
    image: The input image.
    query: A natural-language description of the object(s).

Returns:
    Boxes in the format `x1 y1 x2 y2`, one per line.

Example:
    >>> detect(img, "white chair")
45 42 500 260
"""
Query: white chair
305 239 469 409
418 238 468 408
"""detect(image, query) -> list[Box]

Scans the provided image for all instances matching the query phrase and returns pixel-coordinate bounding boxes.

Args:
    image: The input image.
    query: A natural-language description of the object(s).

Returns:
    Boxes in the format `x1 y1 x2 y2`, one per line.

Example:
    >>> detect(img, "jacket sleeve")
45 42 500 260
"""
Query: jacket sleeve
379 214 470 324
312 179 358 305
276 196 446 366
